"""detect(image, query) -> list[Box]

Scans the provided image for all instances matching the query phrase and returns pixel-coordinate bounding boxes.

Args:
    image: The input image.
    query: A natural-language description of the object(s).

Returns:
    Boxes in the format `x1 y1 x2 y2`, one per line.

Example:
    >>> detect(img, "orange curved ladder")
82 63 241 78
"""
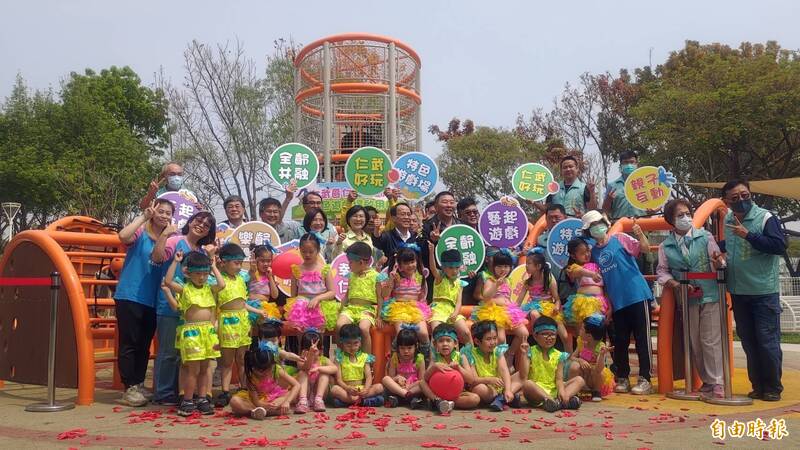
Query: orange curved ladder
0 217 126 405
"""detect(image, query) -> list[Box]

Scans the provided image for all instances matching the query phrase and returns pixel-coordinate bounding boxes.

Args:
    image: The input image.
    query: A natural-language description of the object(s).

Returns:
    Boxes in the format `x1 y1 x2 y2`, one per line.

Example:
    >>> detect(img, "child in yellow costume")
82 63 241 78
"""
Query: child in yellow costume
427 244 472 344
213 243 268 407
335 242 387 354
517 316 586 412
164 248 225 417
329 324 384 407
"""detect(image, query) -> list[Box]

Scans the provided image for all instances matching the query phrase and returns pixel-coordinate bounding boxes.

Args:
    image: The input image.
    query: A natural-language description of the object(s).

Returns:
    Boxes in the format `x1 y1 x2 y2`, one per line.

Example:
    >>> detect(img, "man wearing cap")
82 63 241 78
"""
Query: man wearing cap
583 210 654 395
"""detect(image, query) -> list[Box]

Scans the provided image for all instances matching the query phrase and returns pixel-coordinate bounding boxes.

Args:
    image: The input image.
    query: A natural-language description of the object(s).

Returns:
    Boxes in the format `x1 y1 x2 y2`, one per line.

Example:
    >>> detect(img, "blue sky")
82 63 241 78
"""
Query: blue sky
2 0 798 164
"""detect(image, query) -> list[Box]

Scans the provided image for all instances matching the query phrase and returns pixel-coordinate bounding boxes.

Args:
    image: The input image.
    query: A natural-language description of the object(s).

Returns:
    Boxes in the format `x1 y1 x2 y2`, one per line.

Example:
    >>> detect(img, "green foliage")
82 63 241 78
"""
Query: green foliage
0 68 167 232
631 41 800 218
437 126 546 204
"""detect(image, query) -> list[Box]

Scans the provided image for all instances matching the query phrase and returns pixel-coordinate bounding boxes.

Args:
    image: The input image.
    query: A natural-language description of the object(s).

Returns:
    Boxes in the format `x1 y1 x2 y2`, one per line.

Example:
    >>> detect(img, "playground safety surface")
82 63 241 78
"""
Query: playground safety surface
0 365 798 449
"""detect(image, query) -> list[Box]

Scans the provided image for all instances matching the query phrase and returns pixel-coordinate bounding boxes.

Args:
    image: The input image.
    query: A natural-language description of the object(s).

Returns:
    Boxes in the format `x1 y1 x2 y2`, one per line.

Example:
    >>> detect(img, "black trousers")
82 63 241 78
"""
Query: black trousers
612 300 653 381
115 299 157 388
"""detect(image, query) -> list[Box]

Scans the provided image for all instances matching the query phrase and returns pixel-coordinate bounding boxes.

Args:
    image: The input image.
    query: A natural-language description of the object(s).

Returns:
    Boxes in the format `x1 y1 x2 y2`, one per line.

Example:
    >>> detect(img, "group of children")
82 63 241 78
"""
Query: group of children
159 221 625 418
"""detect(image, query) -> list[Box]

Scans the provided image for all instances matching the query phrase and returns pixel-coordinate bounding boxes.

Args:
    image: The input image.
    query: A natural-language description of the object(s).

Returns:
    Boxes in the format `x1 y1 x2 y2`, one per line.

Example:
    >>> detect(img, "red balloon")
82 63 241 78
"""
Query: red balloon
271 251 302 279
428 369 464 401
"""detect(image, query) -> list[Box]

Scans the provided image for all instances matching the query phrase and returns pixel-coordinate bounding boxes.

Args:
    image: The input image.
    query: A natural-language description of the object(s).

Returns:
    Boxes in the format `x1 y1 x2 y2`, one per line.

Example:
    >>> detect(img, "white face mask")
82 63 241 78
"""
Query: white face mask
675 215 693 232
167 175 184 190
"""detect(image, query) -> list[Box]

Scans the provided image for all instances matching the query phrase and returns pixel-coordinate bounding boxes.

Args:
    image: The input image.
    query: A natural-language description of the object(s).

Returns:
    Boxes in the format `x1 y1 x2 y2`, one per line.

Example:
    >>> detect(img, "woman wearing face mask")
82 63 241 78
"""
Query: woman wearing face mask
656 199 726 399
582 210 655 396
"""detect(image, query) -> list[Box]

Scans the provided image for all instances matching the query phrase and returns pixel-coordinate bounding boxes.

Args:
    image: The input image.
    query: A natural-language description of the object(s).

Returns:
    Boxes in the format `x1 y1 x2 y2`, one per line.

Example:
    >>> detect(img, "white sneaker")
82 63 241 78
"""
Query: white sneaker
251 406 267 420
437 400 455 414
122 386 148 407
136 384 153 400
631 377 653 395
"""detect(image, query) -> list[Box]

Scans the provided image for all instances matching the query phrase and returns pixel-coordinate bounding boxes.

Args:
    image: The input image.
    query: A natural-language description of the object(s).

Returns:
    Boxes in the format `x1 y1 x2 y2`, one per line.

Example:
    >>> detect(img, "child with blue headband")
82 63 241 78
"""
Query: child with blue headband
164 249 225 416
427 245 472 344
518 316 586 412
420 323 481 414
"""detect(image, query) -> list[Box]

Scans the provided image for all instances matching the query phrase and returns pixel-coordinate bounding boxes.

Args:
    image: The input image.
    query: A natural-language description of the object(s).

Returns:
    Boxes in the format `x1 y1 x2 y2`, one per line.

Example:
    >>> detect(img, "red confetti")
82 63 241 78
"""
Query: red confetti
519 438 532 443
512 409 531 415
434 423 447 430
56 429 88 440
367 441 378 446
530 424 542 430
345 431 367 439
605 432 614 440
569 434 578 440
112 406 124 413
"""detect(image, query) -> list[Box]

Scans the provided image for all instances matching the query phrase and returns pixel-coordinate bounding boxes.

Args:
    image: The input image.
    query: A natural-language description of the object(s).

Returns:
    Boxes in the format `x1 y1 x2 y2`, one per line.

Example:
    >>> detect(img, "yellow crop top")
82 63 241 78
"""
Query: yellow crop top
335 349 375 383
217 273 248 307
432 277 467 304
347 269 387 304
178 282 217 313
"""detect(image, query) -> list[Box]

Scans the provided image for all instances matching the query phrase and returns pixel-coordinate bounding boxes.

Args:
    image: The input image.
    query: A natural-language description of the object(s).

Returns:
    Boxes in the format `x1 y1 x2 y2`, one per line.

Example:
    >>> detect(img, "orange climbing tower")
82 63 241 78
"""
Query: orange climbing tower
293 33 422 182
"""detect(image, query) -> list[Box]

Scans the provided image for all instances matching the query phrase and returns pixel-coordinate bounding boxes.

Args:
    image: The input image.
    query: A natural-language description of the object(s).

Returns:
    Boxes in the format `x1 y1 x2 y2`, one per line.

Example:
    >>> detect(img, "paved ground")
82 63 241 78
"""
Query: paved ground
0 345 798 449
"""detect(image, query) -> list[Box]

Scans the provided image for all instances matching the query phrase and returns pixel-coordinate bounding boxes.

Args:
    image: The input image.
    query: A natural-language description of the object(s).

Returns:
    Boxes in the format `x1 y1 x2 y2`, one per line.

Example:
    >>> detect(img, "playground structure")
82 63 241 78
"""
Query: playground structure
0 199 736 404
293 33 422 182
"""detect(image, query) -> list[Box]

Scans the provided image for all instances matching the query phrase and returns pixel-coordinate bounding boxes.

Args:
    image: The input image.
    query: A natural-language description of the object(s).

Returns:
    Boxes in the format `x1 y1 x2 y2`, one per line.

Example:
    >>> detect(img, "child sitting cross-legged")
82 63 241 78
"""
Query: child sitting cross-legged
330 324 385 407
229 341 300 420
420 323 481 414
382 328 426 409
517 316 586 412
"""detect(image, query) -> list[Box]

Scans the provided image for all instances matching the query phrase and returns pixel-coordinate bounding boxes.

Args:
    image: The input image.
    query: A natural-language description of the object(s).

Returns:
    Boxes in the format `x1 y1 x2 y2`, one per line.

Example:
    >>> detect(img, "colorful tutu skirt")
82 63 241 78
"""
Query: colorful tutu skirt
563 293 609 326
246 299 282 325
285 297 325 330
471 302 527 329
234 377 287 403
521 299 564 323
598 366 615 397
381 298 432 324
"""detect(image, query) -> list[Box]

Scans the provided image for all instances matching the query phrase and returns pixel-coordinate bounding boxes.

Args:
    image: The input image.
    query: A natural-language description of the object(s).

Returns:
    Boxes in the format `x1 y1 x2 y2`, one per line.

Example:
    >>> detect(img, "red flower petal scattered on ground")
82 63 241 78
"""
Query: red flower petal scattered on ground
605 432 614 440
569 434 578 440
434 423 447 430
512 409 531 415
56 429 88 440
519 438 532 443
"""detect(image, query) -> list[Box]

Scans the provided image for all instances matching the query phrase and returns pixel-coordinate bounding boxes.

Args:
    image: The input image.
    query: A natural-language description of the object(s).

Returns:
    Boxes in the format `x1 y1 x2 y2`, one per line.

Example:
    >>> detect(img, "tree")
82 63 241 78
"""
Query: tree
435 125 546 204
167 39 297 218
0 68 167 233
632 40 800 220
516 73 615 188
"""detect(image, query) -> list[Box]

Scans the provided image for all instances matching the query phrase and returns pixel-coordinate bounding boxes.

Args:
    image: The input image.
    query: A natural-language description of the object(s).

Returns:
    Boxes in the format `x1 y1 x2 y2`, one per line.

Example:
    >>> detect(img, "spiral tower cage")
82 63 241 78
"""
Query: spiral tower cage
293 33 422 181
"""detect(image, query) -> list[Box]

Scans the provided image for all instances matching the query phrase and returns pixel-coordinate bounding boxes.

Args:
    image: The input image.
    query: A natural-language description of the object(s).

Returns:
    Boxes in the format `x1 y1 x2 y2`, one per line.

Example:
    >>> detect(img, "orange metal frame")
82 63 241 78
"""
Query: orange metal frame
0 224 124 405
522 200 734 394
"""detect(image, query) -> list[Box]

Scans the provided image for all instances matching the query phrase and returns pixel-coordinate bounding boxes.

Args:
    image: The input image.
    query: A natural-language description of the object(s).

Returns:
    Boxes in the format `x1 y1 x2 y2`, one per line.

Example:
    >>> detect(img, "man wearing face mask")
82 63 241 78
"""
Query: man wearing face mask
656 199 727 399
602 151 646 221
140 162 188 210
721 180 786 402
583 210 654 395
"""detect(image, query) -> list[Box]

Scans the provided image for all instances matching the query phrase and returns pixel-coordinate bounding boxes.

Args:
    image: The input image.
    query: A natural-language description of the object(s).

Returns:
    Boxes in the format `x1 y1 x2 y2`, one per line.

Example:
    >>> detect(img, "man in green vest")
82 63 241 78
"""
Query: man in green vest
721 180 786 402
602 150 647 221
542 155 597 217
